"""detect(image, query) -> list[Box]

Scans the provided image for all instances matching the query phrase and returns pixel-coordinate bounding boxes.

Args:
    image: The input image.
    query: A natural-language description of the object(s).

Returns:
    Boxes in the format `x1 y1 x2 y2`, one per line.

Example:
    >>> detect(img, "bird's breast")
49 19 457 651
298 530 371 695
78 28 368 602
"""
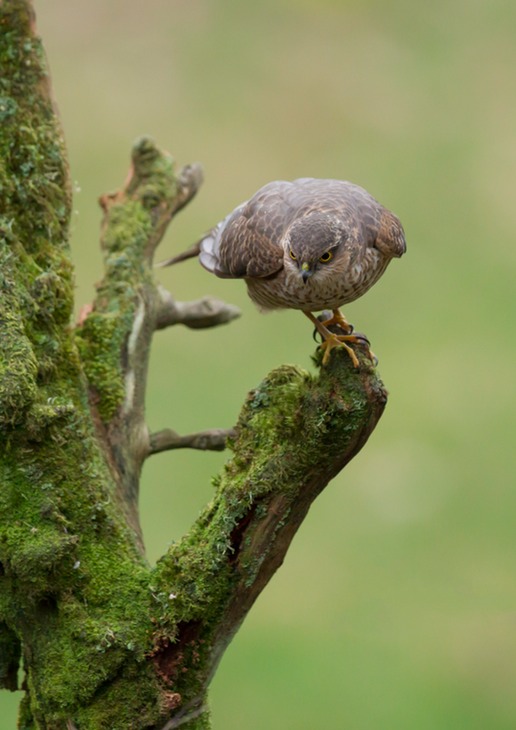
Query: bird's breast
245 249 391 313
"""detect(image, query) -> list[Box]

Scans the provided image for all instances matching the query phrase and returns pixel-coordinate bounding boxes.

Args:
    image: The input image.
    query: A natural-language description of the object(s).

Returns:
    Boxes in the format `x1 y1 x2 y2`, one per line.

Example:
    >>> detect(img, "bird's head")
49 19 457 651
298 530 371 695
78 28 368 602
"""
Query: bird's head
283 213 348 283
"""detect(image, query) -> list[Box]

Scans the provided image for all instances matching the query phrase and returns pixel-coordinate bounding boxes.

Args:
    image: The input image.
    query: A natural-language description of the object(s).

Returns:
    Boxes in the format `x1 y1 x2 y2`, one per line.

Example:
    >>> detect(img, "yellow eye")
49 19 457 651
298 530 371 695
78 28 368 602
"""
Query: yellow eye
319 251 333 263
289 249 297 260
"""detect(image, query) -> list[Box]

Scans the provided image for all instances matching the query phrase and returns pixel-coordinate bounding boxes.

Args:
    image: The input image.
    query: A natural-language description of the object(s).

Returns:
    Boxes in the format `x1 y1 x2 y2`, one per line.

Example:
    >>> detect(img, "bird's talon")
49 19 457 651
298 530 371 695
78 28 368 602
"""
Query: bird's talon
350 335 378 367
319 334 360 368
316 326 379 369
320 312 354 336
352 333 370 346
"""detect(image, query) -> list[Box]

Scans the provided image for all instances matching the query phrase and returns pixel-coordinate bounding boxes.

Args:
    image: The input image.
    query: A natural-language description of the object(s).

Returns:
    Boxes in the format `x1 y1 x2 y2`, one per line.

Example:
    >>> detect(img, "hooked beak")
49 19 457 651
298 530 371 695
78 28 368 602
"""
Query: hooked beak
301 262 313 283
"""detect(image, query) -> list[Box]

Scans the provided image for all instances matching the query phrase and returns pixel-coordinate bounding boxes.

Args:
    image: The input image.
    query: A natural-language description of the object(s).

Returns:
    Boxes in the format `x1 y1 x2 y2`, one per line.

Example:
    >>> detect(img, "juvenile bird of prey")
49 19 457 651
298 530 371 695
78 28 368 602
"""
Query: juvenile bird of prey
160 178 406 366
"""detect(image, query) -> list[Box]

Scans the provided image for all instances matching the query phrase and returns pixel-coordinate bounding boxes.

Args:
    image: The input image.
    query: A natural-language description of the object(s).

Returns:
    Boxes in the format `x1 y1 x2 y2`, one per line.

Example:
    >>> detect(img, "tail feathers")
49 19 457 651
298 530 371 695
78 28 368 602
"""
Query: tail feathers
156 240 202 268
157 216 227 272
197 229 219 274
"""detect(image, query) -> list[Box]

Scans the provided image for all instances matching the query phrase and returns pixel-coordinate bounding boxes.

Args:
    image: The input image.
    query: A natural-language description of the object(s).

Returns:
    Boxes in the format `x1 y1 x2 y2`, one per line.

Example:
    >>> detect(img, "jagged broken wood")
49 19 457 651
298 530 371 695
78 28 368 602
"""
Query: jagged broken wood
0 3 388 729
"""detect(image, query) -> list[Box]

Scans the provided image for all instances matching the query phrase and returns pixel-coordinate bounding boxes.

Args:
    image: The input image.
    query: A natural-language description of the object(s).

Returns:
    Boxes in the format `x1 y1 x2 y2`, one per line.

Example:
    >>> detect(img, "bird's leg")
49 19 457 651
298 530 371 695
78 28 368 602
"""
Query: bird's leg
303 311 360 367
304 310 377 367
322 309 378 365
327 310 378 364
320 309 354 335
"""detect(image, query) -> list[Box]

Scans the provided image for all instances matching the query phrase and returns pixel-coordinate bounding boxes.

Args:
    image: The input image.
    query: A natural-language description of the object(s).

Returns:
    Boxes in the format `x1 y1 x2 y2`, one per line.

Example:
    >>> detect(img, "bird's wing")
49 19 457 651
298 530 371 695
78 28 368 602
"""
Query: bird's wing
199 183 295 279
373 208 407 258
199 178 406 278
304 178 406 259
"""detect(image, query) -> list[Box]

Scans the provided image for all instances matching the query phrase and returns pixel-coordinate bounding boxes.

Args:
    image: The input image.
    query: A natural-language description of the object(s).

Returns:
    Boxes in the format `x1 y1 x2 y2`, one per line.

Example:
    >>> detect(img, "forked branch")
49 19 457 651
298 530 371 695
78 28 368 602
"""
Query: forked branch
0 4 388 728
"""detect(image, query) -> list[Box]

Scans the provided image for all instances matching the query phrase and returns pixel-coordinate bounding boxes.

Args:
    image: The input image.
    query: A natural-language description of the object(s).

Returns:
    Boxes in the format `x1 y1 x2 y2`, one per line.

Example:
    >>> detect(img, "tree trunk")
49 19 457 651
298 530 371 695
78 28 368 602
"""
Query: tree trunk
0 2 387 728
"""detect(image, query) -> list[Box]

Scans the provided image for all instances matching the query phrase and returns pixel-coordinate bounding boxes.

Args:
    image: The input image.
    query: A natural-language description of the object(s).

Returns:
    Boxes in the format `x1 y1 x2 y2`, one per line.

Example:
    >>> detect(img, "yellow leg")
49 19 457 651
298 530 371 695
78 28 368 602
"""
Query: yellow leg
320 333 360 367
320 309 353 334
303 311 361 367
303 311 359 368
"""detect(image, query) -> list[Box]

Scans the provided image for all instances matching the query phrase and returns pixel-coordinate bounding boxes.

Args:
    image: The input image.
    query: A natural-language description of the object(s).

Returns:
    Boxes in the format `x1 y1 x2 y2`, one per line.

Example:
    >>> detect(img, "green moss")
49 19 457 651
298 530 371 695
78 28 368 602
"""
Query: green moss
101 200 153 255
127 136 179 204
20 566 158 721
148 352 381 715
0 417 162 724
67 135 178 427
74 138 181 426
0 2 74 431
0 8 71 253
0 8 189 728
73 664 163 730
30 265 74 326
154 364 349 612
75 311 128 422
74 200 158 424
231 364 312 484
2 527 79 593
0 223 160 723
0 252 38 427
152 502 237 627
0 321 38 425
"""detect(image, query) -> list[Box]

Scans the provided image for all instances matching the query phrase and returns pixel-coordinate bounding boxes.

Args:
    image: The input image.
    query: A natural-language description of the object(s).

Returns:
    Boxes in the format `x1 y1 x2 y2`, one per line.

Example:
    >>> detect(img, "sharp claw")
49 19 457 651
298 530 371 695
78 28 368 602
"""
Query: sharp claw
351 332 370 346
318 332 378 369
306 310 376 368
318 311 354 336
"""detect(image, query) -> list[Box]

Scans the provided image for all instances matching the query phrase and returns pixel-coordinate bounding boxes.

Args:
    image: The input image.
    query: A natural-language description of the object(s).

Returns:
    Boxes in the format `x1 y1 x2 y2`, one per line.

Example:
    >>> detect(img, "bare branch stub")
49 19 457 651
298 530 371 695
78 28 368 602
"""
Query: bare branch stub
156 287 241 330
148 428 235 456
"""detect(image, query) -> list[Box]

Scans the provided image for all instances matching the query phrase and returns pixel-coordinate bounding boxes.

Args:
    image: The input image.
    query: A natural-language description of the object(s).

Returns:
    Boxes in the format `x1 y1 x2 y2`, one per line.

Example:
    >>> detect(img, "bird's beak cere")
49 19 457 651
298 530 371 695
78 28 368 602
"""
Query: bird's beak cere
301 262 313 283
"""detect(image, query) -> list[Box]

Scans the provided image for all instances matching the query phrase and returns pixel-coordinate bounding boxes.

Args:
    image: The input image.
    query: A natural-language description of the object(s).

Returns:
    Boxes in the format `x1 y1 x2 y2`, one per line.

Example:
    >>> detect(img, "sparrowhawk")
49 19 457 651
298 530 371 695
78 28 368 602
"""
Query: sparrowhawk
161 178 406 366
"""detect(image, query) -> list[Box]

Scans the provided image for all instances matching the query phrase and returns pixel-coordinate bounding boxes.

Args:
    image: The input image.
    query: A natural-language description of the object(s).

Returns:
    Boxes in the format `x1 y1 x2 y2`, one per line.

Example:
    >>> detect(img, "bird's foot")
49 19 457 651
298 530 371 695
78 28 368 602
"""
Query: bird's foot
304 310 377 368
319 333 360 367
319 331 377 367
351 332 378 367
312 309 353 342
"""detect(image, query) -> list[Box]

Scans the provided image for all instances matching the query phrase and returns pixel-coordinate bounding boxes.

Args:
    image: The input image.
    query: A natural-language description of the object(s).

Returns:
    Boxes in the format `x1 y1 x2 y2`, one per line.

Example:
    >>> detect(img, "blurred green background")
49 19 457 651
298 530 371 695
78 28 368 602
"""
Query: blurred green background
3 0 516 727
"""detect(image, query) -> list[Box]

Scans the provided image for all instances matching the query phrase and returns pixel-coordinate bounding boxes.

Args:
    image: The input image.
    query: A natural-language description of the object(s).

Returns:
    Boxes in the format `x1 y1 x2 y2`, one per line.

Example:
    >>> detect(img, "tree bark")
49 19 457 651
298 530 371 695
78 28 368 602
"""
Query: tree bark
0 2 387 728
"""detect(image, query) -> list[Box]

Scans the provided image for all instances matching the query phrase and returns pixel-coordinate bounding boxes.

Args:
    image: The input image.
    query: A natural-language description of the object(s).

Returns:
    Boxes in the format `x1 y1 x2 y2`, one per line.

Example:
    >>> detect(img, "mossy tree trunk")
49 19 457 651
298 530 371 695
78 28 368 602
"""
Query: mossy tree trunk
0 2 388 728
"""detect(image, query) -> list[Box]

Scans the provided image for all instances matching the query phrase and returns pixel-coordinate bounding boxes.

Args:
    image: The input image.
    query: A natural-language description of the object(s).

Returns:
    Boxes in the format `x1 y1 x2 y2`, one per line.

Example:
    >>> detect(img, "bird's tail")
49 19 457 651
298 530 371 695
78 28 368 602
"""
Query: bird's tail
155 239 202 267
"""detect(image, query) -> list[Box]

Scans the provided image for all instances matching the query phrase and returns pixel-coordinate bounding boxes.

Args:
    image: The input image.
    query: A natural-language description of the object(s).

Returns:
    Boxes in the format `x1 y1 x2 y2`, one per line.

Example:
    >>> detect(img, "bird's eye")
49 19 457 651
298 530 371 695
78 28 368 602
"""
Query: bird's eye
319 251 333 263
289 250 297 261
